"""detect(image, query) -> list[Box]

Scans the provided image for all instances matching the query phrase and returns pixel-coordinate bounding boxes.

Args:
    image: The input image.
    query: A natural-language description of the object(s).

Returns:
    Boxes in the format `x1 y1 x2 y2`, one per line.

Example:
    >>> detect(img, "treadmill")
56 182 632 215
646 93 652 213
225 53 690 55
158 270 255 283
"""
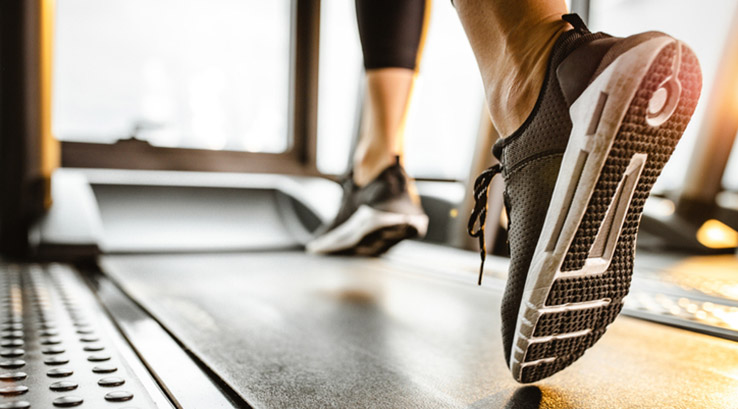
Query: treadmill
1 168 736 408
2 1 738 408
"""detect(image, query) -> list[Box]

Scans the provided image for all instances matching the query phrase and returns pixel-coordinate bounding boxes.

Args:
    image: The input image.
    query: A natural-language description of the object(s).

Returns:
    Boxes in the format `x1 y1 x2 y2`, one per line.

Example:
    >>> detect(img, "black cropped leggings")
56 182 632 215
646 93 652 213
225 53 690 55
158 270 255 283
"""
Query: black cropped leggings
355 0 430 71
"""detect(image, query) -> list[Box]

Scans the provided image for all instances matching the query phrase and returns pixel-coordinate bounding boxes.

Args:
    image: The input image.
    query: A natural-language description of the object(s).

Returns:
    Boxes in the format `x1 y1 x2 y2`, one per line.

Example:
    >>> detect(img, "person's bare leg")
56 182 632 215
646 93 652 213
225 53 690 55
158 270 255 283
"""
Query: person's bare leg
307 0 429 255
454 0 571 136
353 68 415 186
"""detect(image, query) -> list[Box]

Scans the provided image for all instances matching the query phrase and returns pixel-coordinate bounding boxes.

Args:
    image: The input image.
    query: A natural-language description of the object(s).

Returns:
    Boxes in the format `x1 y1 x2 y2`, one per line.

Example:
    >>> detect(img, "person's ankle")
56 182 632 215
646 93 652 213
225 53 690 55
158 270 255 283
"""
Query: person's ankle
485 18 571 136
352 153 397 186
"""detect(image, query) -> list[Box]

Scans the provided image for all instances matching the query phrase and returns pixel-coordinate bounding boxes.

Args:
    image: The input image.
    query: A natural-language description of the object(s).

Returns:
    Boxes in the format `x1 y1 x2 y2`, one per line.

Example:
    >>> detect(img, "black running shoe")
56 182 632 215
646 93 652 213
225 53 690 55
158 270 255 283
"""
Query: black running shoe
307 157 429 256
468 14 701 383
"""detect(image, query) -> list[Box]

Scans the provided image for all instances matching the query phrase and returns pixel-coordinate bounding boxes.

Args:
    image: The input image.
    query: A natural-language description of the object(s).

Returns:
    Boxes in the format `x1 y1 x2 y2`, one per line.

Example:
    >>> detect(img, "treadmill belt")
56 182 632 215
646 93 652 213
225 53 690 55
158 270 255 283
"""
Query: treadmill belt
100 244 738 408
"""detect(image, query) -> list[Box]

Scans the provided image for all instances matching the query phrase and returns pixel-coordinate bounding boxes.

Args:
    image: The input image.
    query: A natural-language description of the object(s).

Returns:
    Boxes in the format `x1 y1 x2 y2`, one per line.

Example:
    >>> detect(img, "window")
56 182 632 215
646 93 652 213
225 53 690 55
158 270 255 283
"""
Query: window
53 0 292 153
403 3 484 180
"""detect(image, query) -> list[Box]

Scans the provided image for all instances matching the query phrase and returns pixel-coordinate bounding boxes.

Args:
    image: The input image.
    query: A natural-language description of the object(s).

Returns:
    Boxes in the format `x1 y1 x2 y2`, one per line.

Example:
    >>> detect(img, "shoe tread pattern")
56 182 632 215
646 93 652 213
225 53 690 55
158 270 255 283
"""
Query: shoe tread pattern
521 42 701 383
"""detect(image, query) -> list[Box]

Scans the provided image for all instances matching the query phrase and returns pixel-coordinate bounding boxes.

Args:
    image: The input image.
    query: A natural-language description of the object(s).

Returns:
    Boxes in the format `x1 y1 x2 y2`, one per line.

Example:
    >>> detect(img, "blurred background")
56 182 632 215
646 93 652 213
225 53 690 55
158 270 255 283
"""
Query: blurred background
0 1 737 407
42 0 738 260
52 0 738 188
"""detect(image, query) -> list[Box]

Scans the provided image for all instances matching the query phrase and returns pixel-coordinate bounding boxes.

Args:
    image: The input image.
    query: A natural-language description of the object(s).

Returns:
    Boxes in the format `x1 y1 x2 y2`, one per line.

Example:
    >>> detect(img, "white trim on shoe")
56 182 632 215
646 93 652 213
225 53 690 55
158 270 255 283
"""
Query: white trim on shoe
306 205 429 255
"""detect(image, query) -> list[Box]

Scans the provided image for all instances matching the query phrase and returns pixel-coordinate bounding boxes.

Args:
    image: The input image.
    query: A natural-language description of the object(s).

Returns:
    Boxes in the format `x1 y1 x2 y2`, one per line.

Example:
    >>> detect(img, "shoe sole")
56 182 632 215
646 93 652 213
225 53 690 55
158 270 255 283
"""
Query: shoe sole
306 205 429 256
510 36 701 383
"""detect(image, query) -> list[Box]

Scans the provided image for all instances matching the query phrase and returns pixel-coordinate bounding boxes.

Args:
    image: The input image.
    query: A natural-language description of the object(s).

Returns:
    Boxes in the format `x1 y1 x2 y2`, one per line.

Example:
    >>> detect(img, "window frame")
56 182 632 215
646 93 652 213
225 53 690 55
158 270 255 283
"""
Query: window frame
59 0 322 176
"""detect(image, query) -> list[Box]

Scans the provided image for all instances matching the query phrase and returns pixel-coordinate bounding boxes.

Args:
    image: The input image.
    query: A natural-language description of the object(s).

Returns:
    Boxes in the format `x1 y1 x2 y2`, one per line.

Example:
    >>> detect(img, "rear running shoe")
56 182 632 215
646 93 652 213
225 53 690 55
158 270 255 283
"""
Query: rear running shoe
468 14 701 383
307 157 429 256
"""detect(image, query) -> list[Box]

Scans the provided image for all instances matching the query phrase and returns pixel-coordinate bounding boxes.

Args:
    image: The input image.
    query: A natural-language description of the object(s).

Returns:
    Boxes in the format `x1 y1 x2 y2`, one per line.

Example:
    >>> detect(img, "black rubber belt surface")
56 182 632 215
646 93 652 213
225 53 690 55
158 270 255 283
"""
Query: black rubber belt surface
100 246 738 409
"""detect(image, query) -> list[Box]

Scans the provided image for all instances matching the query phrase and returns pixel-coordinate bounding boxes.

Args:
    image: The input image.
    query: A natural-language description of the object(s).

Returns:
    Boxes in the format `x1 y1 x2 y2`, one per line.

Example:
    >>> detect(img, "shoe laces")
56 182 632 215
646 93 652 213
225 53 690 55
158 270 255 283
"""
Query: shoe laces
467 163 503 285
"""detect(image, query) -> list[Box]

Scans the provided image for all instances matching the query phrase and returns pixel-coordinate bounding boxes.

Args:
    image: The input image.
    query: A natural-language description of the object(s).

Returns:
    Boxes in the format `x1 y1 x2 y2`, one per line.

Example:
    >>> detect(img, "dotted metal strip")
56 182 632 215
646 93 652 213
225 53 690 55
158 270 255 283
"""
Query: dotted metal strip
0 262 164 408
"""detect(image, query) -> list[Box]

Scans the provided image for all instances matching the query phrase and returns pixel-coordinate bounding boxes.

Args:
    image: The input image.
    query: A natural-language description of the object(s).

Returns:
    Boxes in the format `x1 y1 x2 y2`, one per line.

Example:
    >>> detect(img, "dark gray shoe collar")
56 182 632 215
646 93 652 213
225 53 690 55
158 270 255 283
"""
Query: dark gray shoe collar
492 15 610 170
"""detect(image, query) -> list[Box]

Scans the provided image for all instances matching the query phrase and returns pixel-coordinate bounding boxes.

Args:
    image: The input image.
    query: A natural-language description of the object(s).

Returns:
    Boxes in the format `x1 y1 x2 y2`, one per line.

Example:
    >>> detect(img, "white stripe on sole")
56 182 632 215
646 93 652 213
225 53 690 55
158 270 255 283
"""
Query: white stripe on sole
306 205 429 255
509 36 679 381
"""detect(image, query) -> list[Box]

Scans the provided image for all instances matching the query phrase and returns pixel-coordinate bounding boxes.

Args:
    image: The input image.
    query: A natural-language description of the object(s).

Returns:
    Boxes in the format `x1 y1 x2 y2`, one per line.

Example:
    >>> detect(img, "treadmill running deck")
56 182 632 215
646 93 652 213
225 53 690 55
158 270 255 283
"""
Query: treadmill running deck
100 243 738 408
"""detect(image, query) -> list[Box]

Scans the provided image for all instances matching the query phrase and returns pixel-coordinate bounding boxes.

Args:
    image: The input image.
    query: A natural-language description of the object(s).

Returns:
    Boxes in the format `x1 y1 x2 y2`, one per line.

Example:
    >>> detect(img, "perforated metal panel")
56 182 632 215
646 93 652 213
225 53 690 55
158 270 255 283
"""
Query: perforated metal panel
0 262 169 408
